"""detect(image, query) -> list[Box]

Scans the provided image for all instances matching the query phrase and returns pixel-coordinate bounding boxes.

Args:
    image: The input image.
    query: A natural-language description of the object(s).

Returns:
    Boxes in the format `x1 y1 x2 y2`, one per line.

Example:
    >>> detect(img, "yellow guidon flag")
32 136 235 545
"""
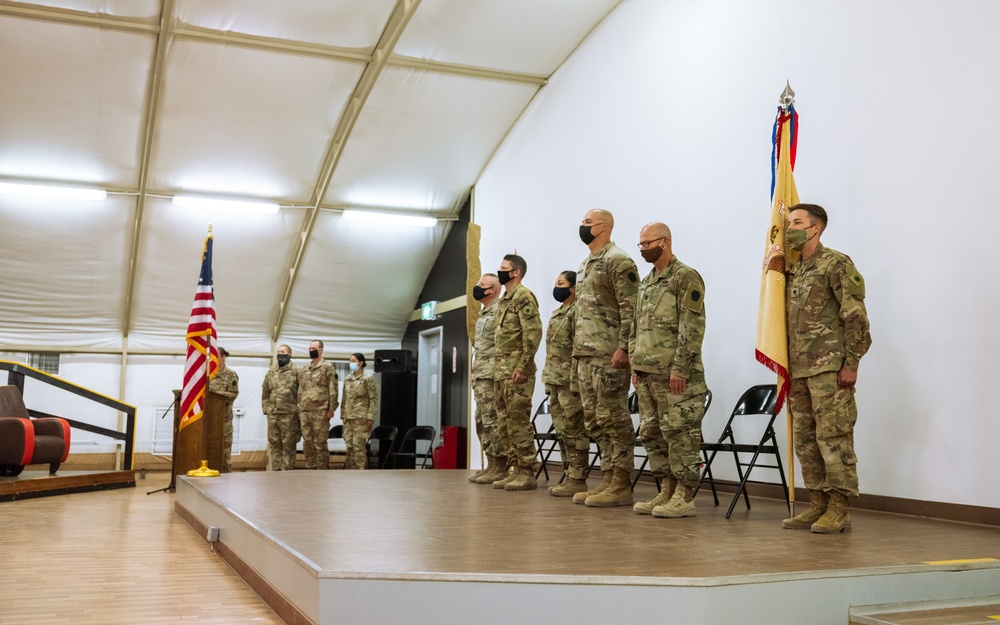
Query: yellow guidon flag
755 93 799 415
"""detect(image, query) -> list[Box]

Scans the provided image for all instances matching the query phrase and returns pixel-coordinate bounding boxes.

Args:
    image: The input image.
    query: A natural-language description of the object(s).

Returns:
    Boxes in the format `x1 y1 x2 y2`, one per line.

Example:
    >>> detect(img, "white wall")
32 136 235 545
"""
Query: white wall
473 0 1000 507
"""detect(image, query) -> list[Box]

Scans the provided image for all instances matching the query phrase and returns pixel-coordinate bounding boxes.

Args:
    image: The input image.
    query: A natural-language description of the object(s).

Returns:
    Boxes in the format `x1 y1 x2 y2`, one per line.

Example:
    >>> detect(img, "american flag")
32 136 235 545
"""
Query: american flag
179 235 218 430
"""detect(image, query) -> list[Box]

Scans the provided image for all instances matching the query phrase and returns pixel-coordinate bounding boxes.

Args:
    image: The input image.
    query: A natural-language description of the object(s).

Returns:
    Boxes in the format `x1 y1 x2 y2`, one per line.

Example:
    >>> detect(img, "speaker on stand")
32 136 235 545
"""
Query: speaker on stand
374 350 417 468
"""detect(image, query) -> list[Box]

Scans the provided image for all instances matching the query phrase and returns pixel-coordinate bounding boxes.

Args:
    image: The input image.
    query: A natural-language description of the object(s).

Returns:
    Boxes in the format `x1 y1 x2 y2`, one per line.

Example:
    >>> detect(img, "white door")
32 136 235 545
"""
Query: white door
417 328 443 437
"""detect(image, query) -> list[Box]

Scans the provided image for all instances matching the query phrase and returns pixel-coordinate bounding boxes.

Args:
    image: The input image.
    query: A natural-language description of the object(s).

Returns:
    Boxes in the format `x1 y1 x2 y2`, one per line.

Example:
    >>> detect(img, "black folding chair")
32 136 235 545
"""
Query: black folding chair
388 425 436 469
531 396 561 480
366 424 397 469
698 384 790 518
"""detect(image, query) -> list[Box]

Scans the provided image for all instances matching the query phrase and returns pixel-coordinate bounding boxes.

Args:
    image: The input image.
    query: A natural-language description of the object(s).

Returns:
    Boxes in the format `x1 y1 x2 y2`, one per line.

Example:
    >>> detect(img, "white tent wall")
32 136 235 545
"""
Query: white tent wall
473 0 1000 508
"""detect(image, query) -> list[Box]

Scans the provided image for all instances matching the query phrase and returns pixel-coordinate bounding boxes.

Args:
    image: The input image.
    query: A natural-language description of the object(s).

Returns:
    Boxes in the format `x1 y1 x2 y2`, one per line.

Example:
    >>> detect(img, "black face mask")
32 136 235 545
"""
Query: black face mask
276 354 291 367
497 270 513 285
309 349 320 359
472 285 490 301
579 225 596 245
553 287 572 303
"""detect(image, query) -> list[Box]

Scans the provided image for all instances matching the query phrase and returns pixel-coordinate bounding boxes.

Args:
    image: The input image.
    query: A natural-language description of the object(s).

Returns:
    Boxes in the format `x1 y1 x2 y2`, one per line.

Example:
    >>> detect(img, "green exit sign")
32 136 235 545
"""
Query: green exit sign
421 301 437 320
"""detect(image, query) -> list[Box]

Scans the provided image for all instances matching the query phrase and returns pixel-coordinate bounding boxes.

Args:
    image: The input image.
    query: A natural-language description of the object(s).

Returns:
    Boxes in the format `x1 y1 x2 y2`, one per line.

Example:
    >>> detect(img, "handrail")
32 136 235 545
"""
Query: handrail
0 360 136 470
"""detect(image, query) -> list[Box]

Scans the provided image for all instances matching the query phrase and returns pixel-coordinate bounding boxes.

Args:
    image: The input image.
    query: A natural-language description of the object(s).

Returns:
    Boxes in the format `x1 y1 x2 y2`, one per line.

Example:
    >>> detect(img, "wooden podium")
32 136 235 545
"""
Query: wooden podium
171 389 225 480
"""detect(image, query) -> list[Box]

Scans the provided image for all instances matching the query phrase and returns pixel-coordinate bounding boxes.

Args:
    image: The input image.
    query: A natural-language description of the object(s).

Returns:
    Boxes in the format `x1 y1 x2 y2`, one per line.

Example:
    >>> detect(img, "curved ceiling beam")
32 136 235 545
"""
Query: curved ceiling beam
270 0 423 343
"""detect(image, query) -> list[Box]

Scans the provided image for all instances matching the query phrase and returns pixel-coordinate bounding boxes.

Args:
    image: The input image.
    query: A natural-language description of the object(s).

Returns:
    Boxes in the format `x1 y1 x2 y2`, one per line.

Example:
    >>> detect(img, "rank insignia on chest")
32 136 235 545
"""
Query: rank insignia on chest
790 287 800 298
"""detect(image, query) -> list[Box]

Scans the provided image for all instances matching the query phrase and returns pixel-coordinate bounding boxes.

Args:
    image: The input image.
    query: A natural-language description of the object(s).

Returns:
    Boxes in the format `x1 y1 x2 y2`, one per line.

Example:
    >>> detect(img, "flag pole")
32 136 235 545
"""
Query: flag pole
204 222 214 380
779 82 796 513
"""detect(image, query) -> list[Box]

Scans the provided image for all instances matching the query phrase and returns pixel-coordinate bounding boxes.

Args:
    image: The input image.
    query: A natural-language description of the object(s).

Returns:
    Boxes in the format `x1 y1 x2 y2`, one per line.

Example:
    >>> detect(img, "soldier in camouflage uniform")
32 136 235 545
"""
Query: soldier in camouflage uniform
297 339 339 470
781 204 871 534
541 270 590 497
262 344 299 471
629 223 709 518
208 347 239 473
342 353 379 469
491 254 543 491
572 209 639 508
469 273 505 484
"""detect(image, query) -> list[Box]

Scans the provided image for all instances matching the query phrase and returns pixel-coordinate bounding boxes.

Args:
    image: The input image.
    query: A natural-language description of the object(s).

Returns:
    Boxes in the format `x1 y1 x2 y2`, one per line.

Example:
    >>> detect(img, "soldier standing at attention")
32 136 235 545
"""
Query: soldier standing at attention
491 254 543 491
298 340 339 470
261 344 299 471
629 223 709 518
469 273 505 484
208 347 239 473
782 203 871 534
573 209 639 508
341 353 378 469
541 270 590 497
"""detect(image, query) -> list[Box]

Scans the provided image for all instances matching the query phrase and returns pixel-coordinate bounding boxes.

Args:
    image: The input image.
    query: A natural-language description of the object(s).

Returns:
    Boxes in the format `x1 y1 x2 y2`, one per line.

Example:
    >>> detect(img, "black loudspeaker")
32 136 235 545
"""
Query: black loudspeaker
378 371 417 468
374 349 412 373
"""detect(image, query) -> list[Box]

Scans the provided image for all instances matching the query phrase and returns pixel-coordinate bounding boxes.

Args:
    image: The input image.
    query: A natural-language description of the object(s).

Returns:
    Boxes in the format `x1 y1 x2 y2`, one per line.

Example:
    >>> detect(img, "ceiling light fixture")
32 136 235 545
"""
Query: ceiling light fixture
172 195 280 215
0 182 107 201
342 209 437 228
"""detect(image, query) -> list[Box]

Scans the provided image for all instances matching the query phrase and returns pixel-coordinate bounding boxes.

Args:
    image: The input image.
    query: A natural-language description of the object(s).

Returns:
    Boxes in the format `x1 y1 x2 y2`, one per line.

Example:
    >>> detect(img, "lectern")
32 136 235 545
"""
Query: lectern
171 389 226 481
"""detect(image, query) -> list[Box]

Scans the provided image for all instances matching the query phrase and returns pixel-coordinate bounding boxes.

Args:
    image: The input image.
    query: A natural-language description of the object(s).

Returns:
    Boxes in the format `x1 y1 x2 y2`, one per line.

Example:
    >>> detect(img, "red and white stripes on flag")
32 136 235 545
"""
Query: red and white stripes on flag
179 235 218 430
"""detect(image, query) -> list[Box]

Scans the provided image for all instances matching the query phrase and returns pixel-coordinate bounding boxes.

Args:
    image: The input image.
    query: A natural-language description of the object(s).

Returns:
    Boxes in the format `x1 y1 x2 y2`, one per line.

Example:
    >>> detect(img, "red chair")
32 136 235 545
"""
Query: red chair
0 385 71 476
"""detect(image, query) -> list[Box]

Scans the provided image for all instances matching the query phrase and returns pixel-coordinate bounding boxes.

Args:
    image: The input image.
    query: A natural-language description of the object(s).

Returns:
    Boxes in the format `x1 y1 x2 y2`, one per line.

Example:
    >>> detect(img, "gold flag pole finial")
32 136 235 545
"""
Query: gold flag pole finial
208 221 213 236
779 81 795 111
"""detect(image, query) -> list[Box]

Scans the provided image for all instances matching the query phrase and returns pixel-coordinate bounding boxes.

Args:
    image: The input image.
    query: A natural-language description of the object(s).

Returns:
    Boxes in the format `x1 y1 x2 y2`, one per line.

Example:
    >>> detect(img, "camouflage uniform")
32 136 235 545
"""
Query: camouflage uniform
262 362 299 471
541 301 588 480
630 257 709 488
208 367 239 473
574 242 639 473
342 371 378 470
493 283 543 472
787 244 871 497
471 299 501 462
297 361 339 470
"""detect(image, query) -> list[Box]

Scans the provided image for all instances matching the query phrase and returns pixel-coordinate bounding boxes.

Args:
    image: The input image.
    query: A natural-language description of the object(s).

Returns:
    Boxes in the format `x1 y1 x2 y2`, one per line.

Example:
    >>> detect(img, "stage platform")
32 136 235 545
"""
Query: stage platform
0 469 135 502
175 471 1000 625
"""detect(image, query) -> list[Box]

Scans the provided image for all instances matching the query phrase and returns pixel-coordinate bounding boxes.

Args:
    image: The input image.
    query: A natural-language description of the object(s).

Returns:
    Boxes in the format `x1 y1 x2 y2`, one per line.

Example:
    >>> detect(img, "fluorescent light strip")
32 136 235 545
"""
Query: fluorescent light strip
342 209 437 228
172 195 279 215
0 182 107 201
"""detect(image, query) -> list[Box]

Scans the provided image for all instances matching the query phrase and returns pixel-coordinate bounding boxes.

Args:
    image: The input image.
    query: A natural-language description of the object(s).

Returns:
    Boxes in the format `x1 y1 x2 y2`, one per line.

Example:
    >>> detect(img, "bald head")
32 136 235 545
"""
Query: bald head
640 222 671 240
586 209 615 229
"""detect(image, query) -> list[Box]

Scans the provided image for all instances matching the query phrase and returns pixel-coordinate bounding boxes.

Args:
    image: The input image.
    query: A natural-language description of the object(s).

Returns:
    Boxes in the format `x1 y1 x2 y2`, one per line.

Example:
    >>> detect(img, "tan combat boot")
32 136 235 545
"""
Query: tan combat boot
811 492 852 533
504 467 538 491
492 465 518 489
468 457 493 482
652 483 696 518
475 456 506 484
549 477 588 497
782 490 829 529
573 468 612 505
585 467 634 507
633 477 677 515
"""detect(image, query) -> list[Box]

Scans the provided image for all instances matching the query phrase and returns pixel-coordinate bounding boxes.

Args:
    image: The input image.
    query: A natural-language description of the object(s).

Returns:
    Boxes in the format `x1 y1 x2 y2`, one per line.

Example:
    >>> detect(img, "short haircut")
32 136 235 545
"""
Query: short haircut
790 203 828 229
483 272 498 279
278 344 292 354
560 270 577 286
352 352 366 366
310 339 324 349
504 253 527 277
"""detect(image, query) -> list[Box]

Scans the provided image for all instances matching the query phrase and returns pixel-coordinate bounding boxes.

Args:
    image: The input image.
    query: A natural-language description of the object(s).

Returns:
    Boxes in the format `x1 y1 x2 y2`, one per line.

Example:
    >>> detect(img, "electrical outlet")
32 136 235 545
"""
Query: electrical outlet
206 526 220 543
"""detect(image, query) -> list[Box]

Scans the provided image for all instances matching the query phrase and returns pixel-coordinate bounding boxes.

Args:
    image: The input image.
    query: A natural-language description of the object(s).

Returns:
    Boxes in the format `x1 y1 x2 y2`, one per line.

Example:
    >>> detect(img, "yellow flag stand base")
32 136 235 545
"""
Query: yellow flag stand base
187 460 220 477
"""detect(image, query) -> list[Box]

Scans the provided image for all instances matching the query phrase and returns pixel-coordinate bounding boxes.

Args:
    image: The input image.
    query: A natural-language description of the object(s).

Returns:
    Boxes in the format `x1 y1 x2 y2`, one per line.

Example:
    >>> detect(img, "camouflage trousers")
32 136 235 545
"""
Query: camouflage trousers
344 418 374 470
545 383 589 480
634 372 707 487
222 411 233 473
300 410 331 470
577 357 633 472
494 376 539 471
789 372 859 497
267 411 300 471
473 378 501 460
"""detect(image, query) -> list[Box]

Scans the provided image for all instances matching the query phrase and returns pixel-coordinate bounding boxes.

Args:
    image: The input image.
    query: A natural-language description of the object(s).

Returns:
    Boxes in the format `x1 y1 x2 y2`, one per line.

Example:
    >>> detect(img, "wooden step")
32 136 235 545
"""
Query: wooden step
851 597 1000 624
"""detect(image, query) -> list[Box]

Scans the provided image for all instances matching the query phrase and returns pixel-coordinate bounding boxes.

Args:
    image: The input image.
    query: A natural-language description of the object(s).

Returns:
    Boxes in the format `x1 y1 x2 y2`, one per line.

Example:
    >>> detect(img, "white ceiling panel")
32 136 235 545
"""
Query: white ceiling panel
281 211 450 354
175 0 398 49
11 0 161 19
126 198 306 353
149 39 365 200
0 194 131 349
396 0 620 75
324 67 539 211
0 16 153 186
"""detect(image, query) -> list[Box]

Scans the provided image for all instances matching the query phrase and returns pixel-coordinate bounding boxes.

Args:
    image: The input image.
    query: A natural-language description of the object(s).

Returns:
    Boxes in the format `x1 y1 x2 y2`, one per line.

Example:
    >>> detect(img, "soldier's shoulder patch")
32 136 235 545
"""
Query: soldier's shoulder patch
627 271 637 283
847 271 865 297
682 282 704 313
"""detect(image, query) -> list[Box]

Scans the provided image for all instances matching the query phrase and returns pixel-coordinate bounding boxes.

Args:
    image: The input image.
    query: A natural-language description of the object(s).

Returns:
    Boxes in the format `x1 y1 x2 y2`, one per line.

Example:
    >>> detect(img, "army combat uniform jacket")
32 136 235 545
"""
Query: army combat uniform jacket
209 367 239 413
629 257 708 393
472 299 499 382
493 284 542 380
541 302 578 390
573 242 638 361
342 372 378 422
786 244 871 379
261 363 298 416
297 361 339 413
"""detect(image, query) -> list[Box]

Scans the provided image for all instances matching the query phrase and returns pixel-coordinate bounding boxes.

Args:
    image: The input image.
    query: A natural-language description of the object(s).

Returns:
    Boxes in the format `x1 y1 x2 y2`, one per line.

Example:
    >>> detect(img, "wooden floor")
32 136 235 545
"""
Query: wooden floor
0 472 282 625
0 469 135 501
